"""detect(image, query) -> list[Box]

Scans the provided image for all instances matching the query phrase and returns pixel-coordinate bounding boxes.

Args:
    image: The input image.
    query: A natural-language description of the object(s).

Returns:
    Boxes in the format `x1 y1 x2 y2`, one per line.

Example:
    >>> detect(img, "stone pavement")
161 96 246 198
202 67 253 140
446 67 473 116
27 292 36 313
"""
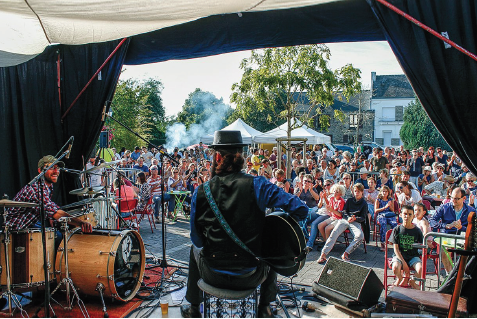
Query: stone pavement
135 214 443 318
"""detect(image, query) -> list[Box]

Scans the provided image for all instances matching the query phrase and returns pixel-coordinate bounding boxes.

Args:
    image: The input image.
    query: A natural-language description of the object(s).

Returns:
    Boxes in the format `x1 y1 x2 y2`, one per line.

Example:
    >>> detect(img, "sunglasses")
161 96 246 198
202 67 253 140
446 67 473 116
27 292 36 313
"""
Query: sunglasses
324 184 331 187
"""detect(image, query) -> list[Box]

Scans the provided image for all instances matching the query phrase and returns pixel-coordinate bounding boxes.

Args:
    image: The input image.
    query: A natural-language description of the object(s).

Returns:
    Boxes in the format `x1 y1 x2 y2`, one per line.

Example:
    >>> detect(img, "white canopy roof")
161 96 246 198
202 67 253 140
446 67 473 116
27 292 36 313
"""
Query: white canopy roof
253 121 331 144
0 0 336 67
200 118 263 145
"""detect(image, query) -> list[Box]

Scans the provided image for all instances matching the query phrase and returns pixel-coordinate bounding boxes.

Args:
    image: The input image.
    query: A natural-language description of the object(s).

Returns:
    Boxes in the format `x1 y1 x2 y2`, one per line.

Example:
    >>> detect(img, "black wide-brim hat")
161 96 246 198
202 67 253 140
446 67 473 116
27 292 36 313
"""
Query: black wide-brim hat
209 130 247 149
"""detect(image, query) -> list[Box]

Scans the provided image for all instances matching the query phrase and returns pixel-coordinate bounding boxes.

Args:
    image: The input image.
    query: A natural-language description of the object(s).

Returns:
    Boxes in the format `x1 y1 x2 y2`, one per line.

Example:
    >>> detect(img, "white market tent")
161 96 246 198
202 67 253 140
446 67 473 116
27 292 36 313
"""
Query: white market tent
200 118 263 145
253 121 331 145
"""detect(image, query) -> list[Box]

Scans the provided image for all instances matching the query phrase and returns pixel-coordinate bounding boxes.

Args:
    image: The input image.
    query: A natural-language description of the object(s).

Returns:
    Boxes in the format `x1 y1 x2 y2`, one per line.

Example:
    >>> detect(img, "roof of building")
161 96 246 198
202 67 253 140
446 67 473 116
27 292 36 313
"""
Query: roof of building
293 91 372 113
372 74 414 98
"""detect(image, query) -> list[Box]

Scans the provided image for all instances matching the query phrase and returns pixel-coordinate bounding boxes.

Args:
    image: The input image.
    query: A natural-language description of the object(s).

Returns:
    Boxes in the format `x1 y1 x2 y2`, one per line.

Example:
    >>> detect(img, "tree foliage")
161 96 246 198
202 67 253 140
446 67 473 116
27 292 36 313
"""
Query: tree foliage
400 97 450 150
230 45 362 134
230 44 362 176
107 78 166 150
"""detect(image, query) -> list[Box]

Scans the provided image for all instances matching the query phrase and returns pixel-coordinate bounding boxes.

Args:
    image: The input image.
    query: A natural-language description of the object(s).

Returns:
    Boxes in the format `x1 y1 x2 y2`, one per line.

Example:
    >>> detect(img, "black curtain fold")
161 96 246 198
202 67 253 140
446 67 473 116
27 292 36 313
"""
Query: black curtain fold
368 0 477 175
0 39 129 205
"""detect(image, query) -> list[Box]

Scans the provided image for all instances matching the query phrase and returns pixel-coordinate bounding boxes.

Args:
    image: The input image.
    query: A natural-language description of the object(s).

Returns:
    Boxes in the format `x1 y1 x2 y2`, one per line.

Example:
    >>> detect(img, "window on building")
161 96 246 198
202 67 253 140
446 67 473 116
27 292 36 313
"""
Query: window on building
349 113 363 129
343 135 349 143
382 107 395 121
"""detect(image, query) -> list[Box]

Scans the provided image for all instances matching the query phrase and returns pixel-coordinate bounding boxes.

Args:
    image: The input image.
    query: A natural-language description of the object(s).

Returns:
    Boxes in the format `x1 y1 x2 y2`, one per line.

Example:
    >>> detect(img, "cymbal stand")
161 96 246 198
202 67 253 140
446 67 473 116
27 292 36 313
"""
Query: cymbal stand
0 219 28 318
50 218 89 318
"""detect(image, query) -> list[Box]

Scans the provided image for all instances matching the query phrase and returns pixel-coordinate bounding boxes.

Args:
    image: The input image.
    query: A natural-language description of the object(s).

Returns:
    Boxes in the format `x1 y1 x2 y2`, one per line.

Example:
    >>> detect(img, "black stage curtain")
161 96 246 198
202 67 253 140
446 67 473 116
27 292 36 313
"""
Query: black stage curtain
368 0 477 175
0 39 129 205
125 0 385 65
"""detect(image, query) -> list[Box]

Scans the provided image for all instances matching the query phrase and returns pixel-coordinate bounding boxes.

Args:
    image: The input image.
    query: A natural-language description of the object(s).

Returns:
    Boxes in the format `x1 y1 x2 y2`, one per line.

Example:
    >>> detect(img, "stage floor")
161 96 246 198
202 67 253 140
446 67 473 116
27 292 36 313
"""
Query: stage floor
136 215 444 318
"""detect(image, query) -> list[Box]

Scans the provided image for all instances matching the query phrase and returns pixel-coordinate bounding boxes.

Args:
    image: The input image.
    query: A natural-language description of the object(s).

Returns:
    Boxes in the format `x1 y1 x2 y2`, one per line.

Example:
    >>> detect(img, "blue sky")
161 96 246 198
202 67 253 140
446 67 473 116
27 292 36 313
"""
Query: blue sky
120 41 404 117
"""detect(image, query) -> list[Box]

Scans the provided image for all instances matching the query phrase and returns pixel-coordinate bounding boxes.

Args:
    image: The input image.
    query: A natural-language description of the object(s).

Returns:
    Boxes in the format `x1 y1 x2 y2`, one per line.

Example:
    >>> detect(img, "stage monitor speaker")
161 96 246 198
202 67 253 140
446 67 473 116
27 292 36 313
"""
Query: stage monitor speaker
313 257 383 308
99 130 109 148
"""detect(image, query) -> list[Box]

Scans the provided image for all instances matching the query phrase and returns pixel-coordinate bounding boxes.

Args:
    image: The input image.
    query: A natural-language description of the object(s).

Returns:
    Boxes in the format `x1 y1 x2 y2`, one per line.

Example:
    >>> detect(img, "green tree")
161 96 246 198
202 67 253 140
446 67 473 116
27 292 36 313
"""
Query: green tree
177 88 232 129
231 45 362 176
400 97 450 150
107 78 165 150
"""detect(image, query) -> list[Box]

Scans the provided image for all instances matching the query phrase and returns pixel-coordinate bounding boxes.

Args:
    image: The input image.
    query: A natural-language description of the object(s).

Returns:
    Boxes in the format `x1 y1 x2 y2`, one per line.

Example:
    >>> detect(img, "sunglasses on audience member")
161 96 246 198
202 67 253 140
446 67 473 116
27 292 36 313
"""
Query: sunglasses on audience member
324 184 331 187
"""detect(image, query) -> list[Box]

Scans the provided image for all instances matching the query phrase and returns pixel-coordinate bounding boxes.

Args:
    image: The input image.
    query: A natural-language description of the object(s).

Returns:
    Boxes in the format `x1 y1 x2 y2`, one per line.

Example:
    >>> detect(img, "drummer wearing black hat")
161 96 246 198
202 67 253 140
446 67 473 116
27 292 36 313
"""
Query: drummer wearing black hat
6 155 93 237
181 131 308 318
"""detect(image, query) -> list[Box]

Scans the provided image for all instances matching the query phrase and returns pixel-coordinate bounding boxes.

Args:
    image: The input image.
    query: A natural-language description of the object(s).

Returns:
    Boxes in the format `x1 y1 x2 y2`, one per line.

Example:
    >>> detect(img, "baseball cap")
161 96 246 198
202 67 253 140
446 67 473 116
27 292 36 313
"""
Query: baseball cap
38 155 65 169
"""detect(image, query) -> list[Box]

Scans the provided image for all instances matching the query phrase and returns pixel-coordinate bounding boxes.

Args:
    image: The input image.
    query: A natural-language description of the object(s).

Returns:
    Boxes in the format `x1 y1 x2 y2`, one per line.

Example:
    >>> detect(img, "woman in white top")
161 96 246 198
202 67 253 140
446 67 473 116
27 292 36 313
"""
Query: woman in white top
397 181 422 206
324 159 340 184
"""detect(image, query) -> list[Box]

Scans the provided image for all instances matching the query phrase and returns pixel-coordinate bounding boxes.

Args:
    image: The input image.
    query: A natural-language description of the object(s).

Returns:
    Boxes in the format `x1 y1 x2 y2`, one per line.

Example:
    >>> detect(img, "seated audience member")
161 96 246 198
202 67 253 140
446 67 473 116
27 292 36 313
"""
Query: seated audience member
312 169 324 194
418 166 434 193
135 172 151 211
244 161 254 174
114 178 137 219
430 187 475 235
341 173 353 200
293 169 306 189
413 203 433 247
316 184 346 245
133 157 150 175
294 174 320 209
364 177 378 222
259 159 273 180
317 183 368 263
291 159 300 180
397 181 422 207
374 185 396 249
324 159 340 184
270 169 291 193
377 168 393 190
249 169 258 177
432 163 446 181
462 173 477 205
424 175 455 198
355 167 369 189
389 205 423 289
397 170 417 192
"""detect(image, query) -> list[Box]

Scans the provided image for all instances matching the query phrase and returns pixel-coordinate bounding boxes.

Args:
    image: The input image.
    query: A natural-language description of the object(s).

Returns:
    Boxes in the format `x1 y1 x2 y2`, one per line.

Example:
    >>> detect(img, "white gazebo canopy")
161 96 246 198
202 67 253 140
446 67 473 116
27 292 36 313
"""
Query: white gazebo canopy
200 118 263 145
253 121 331 144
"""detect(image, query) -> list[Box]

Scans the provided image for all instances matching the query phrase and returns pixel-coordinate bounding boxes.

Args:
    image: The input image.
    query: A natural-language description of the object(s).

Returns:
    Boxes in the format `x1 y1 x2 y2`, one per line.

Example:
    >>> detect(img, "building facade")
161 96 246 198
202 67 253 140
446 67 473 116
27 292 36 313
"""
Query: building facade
370 72 415 146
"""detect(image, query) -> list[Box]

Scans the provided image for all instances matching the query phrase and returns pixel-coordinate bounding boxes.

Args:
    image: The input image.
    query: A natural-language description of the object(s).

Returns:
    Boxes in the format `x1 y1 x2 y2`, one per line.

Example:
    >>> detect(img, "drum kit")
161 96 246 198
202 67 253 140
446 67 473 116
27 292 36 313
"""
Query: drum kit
0 159 146 318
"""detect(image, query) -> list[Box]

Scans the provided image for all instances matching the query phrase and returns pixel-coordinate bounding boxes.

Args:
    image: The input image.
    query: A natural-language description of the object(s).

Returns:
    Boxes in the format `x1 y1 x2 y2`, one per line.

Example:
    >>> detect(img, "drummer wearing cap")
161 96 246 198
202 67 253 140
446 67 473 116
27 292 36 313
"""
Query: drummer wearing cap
6 155 93 240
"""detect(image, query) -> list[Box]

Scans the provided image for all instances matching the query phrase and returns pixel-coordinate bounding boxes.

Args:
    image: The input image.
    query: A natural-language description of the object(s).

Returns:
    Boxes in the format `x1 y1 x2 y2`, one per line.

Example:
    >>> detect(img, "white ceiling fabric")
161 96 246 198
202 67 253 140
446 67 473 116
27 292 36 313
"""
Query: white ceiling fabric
0 0 339 67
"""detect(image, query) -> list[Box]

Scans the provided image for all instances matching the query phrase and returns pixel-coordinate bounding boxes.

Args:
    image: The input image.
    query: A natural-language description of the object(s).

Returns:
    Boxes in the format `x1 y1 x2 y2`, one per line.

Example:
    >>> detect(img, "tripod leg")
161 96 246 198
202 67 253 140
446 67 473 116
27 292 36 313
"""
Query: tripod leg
96 283 109 318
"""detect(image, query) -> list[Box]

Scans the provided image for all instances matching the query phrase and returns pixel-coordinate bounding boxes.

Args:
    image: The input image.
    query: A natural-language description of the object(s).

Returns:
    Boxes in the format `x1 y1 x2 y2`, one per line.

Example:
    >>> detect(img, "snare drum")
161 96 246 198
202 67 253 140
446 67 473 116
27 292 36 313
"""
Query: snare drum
93 195 117 229
55 229 145 301
0 228 55 288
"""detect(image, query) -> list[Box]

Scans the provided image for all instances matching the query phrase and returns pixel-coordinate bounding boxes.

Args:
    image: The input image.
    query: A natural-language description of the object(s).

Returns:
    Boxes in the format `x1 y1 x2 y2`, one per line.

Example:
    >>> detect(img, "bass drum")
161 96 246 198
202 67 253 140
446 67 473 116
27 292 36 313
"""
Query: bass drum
55 229 145 302
93 194 117 229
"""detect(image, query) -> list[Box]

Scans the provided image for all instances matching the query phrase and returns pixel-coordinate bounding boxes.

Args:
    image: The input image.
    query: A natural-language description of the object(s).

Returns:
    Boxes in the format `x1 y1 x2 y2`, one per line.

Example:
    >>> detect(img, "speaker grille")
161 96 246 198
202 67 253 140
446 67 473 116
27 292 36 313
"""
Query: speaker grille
317 257 370 299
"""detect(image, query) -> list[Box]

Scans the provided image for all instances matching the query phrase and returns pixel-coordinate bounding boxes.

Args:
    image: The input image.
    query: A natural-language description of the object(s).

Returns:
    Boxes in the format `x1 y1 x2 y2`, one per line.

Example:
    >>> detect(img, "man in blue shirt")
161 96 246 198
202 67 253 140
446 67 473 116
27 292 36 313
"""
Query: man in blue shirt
130 146 142 162
430 187 475 234
181 131 307 318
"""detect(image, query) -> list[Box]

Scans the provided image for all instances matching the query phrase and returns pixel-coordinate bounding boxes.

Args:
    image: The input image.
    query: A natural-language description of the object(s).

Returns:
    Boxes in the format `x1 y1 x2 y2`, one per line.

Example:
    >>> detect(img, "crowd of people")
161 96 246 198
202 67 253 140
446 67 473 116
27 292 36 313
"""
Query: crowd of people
104 142 474 289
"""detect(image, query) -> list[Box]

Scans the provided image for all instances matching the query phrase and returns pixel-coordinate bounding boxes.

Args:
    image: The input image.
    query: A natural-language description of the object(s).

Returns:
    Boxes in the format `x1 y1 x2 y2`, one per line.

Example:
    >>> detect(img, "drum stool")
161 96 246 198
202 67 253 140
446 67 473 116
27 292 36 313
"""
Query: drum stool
198 279 258 318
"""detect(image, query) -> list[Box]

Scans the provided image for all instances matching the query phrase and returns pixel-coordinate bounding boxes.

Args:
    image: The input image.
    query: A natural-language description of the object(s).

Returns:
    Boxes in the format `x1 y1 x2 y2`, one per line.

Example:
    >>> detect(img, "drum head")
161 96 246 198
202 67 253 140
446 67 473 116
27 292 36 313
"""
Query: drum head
114 231 142 300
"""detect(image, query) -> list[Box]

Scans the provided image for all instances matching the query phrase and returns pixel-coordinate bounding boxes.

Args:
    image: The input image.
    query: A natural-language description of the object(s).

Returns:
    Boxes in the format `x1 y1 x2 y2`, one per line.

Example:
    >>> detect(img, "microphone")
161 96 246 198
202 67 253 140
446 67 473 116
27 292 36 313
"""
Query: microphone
65 136 74 159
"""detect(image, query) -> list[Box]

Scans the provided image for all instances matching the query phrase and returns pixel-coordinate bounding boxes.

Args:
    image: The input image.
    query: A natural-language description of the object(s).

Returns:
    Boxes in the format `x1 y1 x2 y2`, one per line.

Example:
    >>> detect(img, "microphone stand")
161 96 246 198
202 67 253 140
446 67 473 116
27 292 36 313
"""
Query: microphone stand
28 148 70 318
105 114 182 280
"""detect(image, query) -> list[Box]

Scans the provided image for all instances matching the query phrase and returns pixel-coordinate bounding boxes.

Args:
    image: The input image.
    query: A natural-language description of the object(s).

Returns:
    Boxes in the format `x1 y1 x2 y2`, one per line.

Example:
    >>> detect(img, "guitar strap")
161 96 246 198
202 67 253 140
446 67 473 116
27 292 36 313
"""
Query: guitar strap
203 181 258 258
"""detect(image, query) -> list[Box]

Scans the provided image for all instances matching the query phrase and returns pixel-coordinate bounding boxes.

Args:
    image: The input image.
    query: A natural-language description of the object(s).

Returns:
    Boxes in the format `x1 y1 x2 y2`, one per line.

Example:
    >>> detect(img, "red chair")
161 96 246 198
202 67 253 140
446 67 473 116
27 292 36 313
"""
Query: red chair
422 199 431 211
342 226 367 253
135 197 156 233
383 229 420 298
118 198 139 230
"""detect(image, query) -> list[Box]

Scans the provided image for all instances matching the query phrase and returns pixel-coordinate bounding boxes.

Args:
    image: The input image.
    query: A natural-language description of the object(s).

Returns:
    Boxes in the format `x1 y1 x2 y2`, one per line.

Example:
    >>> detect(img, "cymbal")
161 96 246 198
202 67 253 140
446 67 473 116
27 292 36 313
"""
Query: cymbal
0 199 38 208
69 186 104 196
83 160 122 174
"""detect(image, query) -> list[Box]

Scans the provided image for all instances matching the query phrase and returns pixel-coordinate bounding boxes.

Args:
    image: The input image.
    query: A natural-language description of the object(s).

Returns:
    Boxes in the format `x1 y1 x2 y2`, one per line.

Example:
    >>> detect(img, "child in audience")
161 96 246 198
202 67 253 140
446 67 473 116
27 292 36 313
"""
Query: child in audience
388 205 423 289
374 185 396 249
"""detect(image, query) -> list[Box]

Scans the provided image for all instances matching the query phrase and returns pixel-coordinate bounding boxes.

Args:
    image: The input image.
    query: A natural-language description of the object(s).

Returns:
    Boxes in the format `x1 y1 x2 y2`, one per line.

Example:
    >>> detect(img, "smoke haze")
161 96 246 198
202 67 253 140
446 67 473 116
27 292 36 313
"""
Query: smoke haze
164 91 231 151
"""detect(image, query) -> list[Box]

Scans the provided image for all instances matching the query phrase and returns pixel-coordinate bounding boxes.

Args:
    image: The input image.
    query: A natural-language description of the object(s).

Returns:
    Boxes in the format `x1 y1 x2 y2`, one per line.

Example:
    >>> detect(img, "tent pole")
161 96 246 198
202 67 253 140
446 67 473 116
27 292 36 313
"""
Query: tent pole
376 0 477 62
61 37 128 121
